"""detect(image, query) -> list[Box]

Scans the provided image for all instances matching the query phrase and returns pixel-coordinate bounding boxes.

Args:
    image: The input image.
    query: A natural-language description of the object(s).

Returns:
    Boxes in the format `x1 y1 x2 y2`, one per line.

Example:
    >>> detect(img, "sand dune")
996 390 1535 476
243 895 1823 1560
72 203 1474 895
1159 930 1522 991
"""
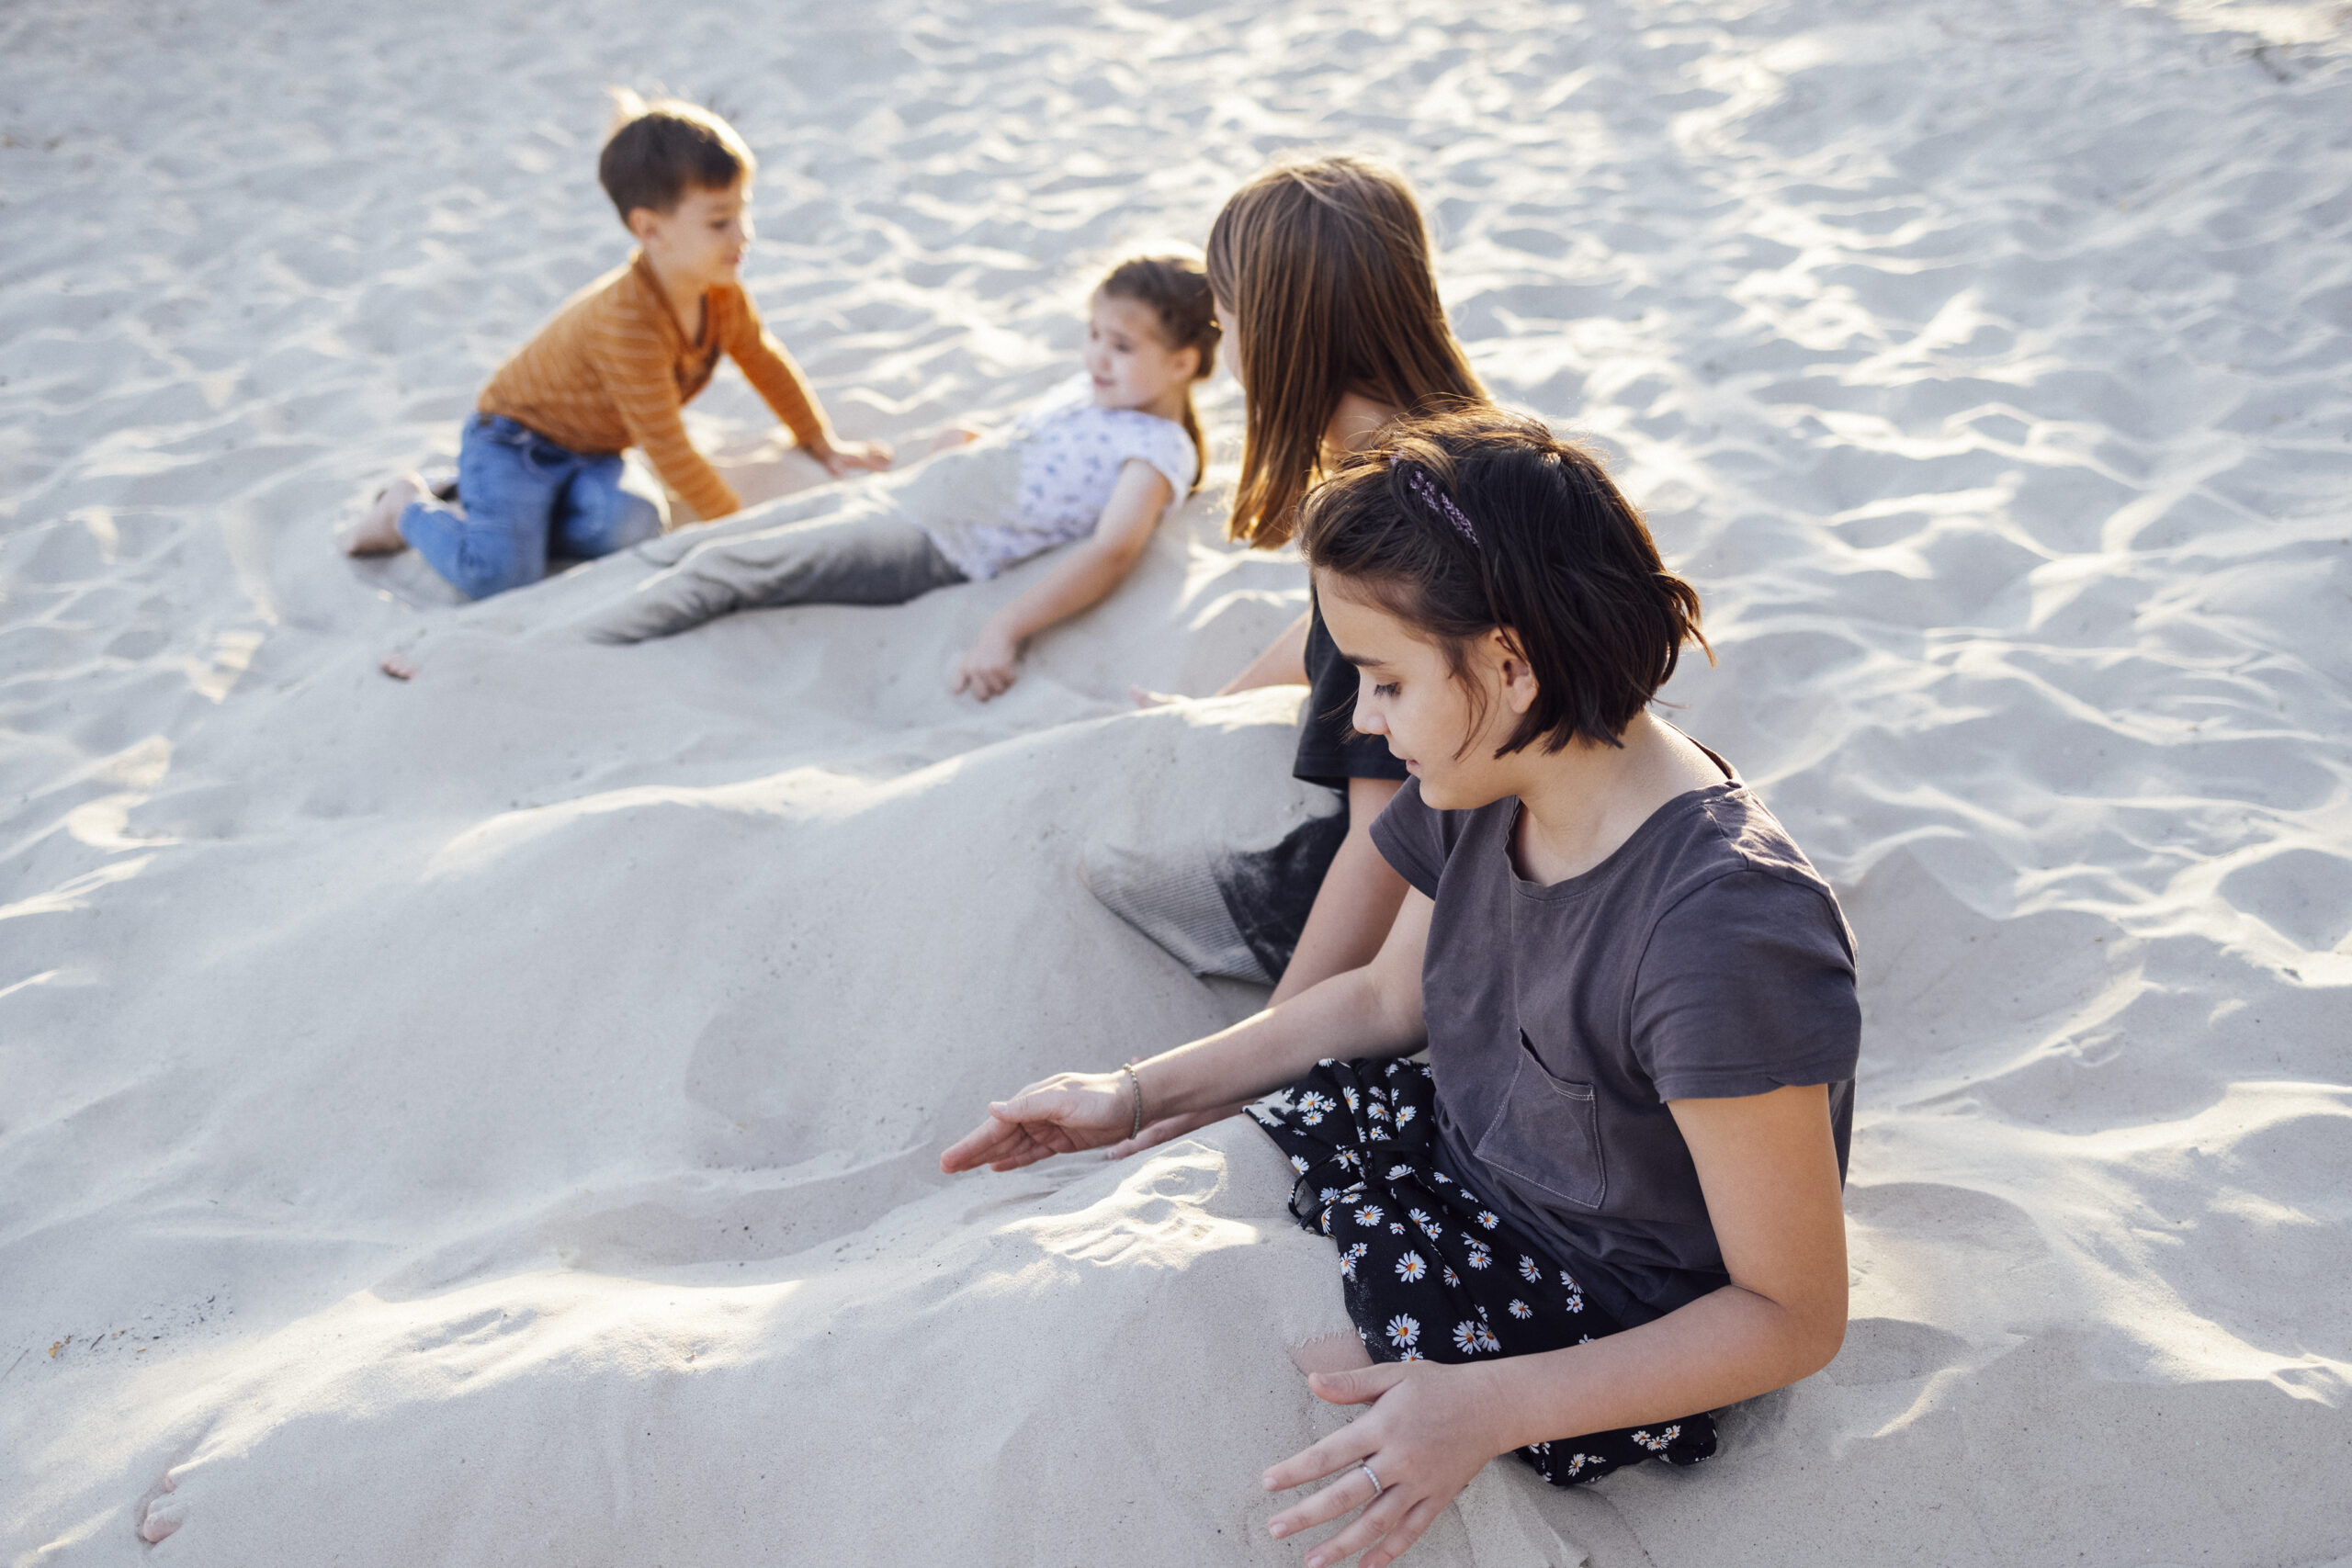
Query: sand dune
3 0 2348 1563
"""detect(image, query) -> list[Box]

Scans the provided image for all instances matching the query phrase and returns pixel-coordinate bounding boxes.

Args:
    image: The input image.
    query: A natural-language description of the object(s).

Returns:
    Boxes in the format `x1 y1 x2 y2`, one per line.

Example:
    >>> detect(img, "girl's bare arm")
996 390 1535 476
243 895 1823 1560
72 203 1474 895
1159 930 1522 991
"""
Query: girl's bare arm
1272 779 1407 1001
940 893 1434 1174
1102 777 1409 1157
952 460 1172 700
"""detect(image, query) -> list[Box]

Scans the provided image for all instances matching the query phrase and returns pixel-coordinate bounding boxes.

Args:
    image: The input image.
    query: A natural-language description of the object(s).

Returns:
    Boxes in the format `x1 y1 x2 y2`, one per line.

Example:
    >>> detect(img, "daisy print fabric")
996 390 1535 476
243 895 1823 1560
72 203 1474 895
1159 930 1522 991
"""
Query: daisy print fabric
1249 1056 1717 1486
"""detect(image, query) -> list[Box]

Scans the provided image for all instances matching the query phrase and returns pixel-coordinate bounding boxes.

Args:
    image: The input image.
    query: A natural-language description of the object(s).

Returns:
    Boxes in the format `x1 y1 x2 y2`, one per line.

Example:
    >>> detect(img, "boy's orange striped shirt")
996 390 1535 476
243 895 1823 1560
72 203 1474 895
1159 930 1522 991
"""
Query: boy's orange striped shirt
477 251 825 522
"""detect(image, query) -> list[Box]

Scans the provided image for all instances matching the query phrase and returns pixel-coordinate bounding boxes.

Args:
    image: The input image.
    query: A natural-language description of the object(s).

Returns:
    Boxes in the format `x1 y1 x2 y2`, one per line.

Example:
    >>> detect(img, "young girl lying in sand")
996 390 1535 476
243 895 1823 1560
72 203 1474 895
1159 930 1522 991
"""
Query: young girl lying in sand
944 410 1860 1566
521 255 1217 700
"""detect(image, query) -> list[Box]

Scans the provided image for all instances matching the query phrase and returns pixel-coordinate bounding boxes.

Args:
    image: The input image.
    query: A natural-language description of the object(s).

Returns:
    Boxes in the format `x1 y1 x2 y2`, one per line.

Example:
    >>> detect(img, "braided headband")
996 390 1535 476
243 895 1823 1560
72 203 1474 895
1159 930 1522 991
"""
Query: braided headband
1393 457 1481 549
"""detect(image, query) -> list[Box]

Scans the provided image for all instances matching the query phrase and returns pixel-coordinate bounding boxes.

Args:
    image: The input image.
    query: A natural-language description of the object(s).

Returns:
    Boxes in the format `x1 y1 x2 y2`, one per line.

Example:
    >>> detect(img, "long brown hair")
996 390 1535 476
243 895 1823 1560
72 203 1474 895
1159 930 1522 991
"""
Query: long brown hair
1205 154 1485 547
1099 255 1220 495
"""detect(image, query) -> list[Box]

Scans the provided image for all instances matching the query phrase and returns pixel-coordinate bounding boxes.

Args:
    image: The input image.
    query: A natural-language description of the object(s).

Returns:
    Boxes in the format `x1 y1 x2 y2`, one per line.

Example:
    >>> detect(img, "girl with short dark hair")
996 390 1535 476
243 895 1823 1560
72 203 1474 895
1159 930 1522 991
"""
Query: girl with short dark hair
948 409 1860 1568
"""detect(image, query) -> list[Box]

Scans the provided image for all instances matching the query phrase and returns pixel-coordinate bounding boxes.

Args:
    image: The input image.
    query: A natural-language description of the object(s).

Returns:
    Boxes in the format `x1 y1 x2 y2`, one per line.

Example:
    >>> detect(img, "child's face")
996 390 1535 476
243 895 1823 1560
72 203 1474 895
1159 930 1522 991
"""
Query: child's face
1085 294 1200 413
630 177 753 290
1318 570 1531 812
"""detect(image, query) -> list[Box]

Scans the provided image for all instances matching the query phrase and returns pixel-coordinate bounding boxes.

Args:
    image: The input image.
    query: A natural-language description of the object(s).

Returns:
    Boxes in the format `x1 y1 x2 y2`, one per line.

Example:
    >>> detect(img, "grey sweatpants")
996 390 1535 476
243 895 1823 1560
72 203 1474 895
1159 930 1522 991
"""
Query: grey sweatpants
545 440 1023 643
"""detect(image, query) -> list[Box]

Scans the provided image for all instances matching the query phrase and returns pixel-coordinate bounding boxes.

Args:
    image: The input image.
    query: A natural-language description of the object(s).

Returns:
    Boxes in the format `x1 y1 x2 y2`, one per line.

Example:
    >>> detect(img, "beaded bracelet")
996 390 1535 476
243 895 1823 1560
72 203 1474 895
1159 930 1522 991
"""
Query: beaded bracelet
1119 1062 1144 1141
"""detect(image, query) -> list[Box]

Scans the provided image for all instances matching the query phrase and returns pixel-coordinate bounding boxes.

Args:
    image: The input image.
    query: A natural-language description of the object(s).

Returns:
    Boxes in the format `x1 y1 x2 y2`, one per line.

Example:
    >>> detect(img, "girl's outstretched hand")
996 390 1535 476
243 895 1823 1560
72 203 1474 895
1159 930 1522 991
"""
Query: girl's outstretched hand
1263 1361 1501 1568
939 1071 1134 1173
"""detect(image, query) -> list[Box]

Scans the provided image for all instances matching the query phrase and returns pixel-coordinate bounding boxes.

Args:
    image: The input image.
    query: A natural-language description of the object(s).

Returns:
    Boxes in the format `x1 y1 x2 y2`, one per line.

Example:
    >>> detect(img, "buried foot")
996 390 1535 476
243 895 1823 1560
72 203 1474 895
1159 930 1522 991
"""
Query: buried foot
139 1472 182 1542
343 474 422 556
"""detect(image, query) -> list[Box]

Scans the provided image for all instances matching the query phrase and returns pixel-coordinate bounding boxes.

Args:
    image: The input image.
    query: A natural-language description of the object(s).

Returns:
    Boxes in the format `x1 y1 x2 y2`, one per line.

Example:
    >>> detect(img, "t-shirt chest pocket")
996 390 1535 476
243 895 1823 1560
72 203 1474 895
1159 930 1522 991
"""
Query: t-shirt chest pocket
1470 1030 1606 1211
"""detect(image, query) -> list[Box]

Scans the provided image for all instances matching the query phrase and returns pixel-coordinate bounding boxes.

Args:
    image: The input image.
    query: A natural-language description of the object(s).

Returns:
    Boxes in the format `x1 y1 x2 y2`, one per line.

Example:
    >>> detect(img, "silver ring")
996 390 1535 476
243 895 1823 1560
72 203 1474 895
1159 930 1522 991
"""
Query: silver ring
1359 1462 1383 1500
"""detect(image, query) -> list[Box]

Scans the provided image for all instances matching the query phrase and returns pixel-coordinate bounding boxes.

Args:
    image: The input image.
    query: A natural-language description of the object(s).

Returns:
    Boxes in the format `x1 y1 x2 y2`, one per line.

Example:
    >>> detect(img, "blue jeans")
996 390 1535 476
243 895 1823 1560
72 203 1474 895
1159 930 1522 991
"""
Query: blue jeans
399 414 668 599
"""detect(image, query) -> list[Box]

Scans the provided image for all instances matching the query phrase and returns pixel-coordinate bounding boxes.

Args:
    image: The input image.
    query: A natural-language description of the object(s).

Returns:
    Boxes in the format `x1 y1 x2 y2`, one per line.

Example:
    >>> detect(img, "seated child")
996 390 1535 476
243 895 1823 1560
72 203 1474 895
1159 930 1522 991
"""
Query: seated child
343 93 888 598
944 409 1860 1562
532 255 1218 704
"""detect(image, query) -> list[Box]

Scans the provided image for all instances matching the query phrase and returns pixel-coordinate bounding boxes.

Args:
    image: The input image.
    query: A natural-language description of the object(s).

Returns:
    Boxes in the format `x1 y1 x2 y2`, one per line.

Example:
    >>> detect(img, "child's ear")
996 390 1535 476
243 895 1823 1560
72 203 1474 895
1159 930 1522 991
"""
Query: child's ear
1178 344 1204 382
625 206 662 243
1495 629 1539 715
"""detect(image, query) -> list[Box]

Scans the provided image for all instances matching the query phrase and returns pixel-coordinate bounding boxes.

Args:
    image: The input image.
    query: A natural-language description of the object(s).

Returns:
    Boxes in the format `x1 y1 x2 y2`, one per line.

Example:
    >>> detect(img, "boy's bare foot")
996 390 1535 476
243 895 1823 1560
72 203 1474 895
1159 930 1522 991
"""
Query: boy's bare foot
1128 685 1182 709
343 475 422 556
139 1472 182 1542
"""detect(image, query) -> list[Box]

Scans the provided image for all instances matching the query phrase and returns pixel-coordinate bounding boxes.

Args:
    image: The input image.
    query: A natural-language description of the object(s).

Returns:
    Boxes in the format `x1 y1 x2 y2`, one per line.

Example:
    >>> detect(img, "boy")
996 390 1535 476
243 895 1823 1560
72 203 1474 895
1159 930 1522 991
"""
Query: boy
345 94 889 598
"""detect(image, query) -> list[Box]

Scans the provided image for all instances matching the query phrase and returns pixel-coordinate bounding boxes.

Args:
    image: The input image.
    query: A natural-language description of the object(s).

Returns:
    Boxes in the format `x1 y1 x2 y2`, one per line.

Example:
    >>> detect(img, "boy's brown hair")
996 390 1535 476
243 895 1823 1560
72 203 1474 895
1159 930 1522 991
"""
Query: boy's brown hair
598 90 756 223
1098 255 1221 494
1205 154 1486 548
1299 407 1709 757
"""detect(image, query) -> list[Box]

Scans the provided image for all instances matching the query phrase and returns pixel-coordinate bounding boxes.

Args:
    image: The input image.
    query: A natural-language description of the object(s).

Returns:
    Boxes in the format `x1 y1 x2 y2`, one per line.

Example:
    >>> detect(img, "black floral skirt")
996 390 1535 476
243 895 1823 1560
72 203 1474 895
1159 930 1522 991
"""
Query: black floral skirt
1248 1056 1717 1485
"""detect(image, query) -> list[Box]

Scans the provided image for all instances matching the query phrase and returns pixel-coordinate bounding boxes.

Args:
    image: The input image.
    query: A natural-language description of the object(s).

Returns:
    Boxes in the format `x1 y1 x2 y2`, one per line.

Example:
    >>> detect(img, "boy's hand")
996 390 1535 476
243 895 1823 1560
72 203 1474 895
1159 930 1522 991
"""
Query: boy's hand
1263 1362 1504 1568
950 626 1022 702
815 438 893 478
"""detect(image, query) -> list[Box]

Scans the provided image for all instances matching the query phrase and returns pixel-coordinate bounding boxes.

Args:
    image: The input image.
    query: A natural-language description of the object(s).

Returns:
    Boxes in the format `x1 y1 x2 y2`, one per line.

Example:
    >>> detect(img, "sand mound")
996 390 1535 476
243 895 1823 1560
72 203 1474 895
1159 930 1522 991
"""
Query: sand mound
4 0 2347 1563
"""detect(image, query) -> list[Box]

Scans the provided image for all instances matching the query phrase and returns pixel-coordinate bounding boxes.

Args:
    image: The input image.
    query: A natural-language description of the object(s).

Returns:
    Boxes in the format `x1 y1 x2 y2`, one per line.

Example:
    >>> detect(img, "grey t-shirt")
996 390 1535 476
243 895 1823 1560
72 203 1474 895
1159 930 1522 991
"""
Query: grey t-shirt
1370 761 1860 1326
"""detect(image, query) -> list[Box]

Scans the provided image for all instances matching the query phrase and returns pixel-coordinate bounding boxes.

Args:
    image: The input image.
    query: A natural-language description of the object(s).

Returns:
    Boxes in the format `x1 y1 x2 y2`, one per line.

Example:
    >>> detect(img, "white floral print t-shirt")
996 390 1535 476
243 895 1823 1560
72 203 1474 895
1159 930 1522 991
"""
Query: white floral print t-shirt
918 375 1198 581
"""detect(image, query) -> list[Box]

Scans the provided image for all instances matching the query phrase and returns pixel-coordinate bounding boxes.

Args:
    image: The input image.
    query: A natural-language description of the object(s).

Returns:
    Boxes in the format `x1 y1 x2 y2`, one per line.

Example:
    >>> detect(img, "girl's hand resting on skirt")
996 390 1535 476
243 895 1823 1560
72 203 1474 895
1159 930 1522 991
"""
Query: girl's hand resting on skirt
1263 1361 1501 1568
940 1071 1134 1173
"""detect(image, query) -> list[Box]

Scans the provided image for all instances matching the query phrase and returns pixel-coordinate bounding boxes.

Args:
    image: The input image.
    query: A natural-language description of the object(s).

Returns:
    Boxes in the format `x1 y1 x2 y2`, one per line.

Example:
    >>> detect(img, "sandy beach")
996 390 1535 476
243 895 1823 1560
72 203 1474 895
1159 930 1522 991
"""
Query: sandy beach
3 0 2349 1562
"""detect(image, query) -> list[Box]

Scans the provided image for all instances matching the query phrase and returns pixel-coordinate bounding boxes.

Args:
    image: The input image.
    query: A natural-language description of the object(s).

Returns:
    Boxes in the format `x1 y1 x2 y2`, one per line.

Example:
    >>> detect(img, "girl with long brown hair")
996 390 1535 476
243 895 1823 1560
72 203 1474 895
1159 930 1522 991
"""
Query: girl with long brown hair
1091 155 1487 1139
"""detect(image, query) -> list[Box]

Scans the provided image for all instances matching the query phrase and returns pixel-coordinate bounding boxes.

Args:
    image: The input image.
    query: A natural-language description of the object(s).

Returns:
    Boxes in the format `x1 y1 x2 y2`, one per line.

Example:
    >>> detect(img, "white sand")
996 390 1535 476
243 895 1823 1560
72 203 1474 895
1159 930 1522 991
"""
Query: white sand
4 1 2349 1563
